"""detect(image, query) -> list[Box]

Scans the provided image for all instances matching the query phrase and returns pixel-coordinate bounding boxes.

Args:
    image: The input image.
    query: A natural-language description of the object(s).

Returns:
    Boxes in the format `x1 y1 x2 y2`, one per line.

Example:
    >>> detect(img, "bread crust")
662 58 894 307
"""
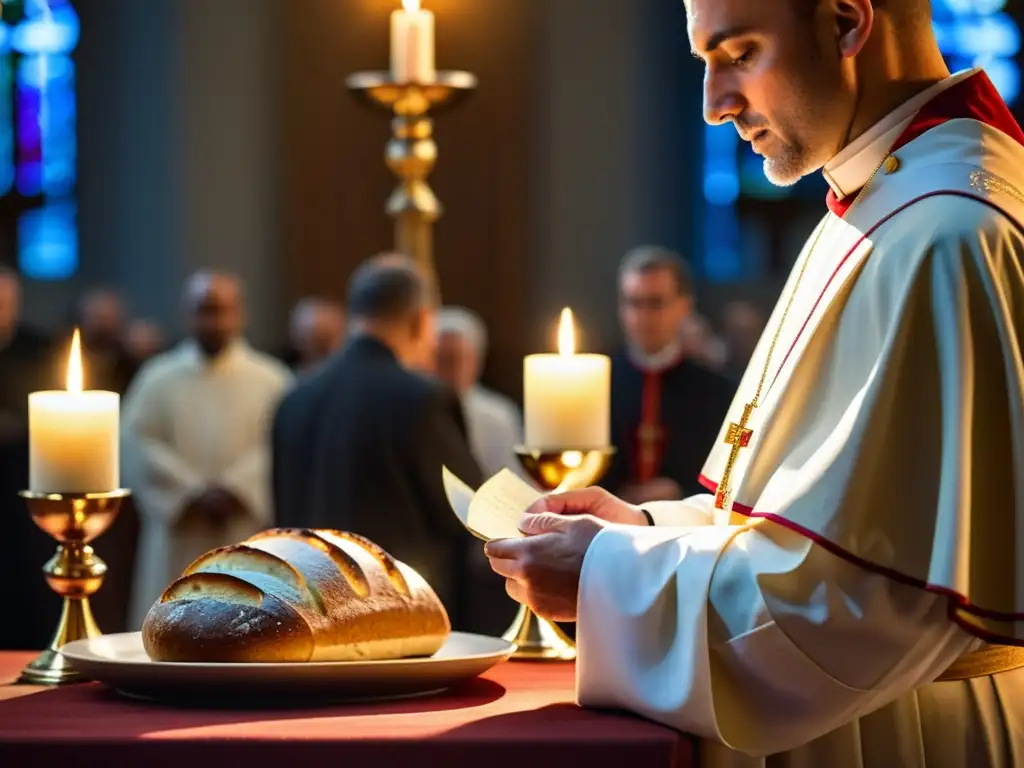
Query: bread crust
142 529 451 663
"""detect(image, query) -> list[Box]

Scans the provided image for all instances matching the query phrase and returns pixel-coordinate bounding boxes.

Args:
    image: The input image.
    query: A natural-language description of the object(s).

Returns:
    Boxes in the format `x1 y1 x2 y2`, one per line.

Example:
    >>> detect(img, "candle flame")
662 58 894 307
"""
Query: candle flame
67 328 83 393
402 0 420 12
557 307 575 357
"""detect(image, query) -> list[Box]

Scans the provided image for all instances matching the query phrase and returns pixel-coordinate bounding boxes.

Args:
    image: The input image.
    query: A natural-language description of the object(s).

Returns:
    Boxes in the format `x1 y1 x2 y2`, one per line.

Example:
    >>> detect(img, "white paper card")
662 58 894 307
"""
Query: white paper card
442 466 543 541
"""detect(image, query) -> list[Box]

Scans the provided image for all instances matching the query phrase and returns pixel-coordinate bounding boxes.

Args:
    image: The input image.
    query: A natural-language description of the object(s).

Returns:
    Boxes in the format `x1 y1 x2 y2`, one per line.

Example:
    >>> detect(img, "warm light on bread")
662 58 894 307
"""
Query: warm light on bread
142 528 451 663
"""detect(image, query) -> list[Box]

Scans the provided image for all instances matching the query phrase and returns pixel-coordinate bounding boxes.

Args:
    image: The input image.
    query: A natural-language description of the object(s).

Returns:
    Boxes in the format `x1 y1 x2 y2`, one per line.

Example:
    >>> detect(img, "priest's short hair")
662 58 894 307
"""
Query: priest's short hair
619 245 694 297
346 253 430 322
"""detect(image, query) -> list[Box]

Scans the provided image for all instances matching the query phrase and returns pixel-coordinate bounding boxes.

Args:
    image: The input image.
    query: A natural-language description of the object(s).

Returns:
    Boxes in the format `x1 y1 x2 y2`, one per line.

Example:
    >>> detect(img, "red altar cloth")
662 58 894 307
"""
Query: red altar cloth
0 651 693 767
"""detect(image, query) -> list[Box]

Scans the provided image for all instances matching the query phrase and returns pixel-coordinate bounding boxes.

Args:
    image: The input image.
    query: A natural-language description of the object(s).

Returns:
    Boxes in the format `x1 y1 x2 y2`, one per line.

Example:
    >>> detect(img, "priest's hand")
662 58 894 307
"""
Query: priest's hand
484 513 607 622
526 486 648 526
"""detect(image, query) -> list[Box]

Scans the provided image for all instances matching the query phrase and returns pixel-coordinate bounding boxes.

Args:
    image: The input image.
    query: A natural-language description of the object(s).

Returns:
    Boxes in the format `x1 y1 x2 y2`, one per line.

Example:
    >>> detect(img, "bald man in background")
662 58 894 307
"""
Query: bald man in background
122 270 292 628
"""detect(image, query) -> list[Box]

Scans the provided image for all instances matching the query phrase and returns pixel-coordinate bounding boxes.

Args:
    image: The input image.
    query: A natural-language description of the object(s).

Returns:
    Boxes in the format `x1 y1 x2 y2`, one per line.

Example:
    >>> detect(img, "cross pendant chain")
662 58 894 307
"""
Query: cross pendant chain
710 153 893 512
714 402 755 510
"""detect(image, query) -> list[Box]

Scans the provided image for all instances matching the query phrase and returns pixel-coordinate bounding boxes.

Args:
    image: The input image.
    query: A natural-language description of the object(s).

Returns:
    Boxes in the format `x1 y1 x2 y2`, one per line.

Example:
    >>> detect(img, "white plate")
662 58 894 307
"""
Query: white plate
61 631 515 707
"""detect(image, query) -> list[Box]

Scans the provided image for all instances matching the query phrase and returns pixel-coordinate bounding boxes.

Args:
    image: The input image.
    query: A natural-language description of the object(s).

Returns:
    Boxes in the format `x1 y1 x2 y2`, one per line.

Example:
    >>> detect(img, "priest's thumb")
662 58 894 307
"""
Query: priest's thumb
519 512 569 536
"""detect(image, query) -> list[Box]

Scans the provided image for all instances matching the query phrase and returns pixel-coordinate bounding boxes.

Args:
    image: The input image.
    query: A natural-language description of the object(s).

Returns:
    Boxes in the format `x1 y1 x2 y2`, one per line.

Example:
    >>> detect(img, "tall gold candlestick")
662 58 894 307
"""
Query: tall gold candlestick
346 71 476 297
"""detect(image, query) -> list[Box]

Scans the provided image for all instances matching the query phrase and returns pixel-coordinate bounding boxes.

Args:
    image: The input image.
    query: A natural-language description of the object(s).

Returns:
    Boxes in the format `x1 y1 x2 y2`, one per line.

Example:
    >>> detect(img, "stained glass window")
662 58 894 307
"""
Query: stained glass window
1 0 79 280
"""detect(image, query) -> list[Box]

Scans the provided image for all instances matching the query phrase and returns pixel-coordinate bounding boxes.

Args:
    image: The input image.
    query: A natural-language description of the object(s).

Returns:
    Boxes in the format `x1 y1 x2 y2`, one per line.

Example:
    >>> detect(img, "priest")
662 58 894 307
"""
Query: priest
486 0 1024 764
601 246 735 503
122 271 292 628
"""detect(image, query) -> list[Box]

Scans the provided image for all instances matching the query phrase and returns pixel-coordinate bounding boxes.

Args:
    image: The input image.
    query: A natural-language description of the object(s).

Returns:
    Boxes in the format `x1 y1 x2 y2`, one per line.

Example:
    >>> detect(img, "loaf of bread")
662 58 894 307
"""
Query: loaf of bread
142 528 450 663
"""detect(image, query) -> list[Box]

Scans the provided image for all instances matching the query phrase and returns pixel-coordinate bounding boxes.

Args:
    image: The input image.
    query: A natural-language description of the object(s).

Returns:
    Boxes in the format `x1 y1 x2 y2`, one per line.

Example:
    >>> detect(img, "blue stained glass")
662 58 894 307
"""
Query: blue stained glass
14 31 77 197
0 30 13 197
942 14 1020 58
11 0 78 56
17 199 77 280
935 0 1007 16
983 57 1022 105
6 1 81 280
932 0 1020 105
703 123 743 279
704 171 740 206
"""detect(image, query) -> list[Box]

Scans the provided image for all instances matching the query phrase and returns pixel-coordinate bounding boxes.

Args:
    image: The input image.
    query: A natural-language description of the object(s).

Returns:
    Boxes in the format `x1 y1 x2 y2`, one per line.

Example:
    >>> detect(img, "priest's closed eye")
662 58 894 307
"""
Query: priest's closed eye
730 47 757 68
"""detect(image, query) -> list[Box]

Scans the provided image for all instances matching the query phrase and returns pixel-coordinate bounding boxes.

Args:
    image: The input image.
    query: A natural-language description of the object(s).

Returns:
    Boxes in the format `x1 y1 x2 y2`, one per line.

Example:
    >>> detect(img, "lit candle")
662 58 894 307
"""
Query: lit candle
524 308 610 450
29 329 119 493
390 0 436 84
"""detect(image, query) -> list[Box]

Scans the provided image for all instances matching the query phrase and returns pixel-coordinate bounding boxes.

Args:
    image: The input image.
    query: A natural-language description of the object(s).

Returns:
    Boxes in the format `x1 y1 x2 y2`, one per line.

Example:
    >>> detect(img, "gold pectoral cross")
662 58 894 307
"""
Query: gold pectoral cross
714 401 755 510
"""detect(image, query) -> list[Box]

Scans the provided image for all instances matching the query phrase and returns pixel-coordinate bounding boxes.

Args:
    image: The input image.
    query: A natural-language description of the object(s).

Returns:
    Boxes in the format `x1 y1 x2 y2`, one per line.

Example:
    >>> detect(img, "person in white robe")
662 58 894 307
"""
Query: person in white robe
123 271 293 629
486 1 1024 765
435 306 524 478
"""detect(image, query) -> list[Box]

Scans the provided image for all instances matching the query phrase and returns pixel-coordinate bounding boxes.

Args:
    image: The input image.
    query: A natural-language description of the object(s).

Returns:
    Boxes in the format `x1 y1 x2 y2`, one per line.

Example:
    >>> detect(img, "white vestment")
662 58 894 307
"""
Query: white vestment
463 384 524 478
577 69 1024 765
122 339 292 629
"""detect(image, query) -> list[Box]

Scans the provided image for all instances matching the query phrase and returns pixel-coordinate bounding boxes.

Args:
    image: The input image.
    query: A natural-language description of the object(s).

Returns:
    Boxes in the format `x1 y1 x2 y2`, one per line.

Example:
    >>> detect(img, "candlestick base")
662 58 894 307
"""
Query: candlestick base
16 489 130 686
506 447 616 662
501 603 577 661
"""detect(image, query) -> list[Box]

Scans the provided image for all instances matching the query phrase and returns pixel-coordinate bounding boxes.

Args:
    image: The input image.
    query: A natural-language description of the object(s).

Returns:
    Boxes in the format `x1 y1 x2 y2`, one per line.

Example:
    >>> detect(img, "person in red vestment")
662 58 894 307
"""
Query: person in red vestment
600 246 735 504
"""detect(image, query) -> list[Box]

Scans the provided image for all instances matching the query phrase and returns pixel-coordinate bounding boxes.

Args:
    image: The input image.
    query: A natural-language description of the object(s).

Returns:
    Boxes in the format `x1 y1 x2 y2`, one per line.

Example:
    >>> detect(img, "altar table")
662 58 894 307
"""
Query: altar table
0 652 693 767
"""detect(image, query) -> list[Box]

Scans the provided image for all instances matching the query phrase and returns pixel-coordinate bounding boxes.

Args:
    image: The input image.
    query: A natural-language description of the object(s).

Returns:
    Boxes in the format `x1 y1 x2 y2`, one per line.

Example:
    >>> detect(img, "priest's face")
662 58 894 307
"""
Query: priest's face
619 267 692 356
687 0 857 186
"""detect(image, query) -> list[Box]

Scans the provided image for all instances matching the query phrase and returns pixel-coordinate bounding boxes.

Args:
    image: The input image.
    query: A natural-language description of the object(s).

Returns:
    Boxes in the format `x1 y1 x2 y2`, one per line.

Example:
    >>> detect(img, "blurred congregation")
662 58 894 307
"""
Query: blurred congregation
0 0 1018 651
0 246 764 650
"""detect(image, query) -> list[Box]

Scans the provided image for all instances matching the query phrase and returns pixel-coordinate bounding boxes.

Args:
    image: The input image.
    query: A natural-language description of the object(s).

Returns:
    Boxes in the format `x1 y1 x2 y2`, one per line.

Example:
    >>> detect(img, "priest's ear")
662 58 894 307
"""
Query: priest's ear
828 0 873 59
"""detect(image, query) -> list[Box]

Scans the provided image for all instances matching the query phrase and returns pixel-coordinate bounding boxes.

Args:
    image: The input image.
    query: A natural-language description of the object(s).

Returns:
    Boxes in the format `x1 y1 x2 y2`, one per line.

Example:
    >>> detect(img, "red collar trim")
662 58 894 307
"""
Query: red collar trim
826 71 1024 218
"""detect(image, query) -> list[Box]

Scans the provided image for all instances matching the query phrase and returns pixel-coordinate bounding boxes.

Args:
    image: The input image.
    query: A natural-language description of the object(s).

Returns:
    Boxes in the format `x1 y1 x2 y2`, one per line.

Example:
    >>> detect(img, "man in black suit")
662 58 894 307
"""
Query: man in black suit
272 255 493 633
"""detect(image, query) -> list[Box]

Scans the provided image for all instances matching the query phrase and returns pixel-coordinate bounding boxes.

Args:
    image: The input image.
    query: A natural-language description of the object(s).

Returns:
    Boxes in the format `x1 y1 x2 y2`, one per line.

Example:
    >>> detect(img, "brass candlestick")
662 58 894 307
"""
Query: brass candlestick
506 447 616 661
17 488 130 685
346 71 477 297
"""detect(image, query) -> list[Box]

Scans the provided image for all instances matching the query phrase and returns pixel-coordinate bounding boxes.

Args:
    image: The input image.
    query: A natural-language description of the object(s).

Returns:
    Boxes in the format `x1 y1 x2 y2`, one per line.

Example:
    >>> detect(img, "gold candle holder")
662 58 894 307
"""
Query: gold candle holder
346 71 477 297
17 488 130 685
506 446 616 661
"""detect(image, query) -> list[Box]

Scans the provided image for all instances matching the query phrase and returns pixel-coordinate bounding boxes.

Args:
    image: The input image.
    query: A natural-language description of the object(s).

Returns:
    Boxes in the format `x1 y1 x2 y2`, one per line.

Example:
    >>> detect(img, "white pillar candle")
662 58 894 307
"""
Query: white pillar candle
390 0 436 84
524 308 610 450
29 329 119 493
